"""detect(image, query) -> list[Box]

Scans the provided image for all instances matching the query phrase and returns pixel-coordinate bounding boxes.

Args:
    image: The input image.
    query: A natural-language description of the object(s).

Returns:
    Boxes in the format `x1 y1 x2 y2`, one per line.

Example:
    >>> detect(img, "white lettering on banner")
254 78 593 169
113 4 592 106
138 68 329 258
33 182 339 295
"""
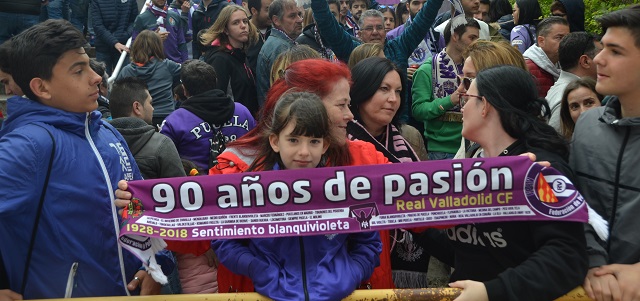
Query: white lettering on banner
137 209 350 229
151 182 205 213
383 162 514 205
216 175 313 208
150 161 514 212
190 220 350 238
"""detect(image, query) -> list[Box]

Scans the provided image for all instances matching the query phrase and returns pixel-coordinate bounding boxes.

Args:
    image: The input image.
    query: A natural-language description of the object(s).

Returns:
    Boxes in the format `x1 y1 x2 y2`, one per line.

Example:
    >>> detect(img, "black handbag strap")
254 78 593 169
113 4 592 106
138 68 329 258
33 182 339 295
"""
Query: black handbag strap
19 124 56 294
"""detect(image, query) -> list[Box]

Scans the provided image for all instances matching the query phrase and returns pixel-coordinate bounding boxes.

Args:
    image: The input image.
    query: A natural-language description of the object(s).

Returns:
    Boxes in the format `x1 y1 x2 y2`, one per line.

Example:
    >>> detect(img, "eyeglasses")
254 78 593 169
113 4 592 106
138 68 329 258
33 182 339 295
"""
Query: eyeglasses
459 93 483 107
551 13 567 17
456 75 475 90
362 25 385 32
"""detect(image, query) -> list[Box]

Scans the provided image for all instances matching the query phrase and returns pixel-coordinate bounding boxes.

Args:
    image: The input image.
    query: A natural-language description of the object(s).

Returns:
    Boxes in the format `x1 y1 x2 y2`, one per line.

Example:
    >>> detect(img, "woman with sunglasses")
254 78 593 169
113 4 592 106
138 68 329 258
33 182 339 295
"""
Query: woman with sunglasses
452 40 528 158
448 64 588 301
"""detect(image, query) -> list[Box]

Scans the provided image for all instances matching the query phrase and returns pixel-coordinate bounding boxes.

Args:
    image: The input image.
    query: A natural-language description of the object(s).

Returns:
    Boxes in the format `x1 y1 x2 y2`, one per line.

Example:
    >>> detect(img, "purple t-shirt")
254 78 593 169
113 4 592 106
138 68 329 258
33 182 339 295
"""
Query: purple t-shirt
511 24 536 54
160 102 256 170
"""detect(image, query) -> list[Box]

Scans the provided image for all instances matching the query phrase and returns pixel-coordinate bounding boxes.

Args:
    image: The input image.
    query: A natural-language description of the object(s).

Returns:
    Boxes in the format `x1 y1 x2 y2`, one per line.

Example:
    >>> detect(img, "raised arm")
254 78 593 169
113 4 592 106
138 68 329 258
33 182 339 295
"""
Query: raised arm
311 0 360 62
392 0 444 62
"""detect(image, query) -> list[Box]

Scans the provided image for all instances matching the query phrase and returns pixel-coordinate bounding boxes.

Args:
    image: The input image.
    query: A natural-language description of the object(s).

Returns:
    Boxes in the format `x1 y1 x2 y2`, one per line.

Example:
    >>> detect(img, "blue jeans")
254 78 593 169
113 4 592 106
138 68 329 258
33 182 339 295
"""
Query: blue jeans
47 0 87 32
428 151 456 161
69 0 89 32
96 49 129 75
0 12 40 44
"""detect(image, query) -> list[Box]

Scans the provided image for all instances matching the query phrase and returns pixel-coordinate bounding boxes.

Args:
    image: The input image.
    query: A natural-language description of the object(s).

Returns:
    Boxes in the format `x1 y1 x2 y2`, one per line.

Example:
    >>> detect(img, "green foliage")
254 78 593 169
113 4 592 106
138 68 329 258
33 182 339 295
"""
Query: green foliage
518 0 640 33
581 0 639 33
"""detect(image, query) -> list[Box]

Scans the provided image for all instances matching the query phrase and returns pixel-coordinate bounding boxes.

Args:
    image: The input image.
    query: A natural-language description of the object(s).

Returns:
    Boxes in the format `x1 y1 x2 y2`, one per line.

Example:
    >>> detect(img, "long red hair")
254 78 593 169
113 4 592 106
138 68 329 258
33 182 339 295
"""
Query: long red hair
228 59 352 160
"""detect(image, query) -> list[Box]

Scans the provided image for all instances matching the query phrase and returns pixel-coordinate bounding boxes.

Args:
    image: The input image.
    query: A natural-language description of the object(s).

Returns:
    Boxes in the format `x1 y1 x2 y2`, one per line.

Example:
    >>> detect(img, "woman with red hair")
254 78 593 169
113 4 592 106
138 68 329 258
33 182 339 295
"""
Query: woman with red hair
114 59 393 294
211 58 390 173
210 59 394 293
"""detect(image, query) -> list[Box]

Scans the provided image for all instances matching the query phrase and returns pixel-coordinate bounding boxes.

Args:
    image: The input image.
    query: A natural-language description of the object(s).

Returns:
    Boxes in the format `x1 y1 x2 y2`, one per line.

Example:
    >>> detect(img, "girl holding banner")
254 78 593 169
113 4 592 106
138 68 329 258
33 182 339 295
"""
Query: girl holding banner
448 65 588 300
211 92 382 301
210 59 395 291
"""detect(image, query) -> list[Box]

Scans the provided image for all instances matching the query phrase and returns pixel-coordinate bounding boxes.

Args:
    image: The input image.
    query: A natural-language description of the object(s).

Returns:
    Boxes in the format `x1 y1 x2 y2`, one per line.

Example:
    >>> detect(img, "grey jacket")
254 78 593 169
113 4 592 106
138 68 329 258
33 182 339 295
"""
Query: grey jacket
110 117 186 179
570 97 640 268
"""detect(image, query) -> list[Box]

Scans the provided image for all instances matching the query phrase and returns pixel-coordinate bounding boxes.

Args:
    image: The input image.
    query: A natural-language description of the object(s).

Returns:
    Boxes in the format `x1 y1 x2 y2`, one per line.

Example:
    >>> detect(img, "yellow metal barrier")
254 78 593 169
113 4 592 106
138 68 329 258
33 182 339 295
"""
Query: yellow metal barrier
34 287 592 301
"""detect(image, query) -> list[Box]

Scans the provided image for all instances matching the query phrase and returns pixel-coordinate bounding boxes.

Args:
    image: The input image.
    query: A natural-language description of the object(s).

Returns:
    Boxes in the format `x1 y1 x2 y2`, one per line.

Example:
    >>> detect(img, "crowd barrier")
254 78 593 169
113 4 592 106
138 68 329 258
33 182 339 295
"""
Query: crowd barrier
35 287 592 301
107 0 150 85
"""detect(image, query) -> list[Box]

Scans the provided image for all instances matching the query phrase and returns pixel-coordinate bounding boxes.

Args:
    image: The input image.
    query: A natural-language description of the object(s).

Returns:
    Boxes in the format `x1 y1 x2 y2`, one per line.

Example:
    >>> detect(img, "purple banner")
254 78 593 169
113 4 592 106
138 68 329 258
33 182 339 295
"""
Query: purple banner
119 156 587 243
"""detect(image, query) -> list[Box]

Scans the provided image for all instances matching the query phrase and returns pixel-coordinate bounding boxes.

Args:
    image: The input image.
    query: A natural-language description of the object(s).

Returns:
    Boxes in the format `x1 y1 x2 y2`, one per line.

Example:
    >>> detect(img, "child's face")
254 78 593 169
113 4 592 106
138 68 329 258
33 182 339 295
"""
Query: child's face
594 27 640 101
39 48 102 113
269 120 329 170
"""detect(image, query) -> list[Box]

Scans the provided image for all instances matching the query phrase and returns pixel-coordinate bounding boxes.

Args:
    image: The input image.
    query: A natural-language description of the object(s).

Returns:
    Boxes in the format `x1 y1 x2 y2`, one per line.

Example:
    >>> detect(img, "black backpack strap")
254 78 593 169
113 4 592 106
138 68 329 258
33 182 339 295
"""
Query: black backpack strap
19 124 56 294
208 123 226 169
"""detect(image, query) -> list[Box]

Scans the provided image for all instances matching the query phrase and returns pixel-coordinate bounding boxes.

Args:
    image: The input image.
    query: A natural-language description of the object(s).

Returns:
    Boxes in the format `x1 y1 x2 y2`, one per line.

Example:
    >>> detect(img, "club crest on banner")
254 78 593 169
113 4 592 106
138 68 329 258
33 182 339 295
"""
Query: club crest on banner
523 166 584 219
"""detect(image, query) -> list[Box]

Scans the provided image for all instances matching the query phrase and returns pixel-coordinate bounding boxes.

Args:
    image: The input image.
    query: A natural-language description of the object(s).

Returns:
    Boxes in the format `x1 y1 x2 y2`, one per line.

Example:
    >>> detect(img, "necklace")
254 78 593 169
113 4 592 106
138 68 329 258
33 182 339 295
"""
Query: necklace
271 27 297 45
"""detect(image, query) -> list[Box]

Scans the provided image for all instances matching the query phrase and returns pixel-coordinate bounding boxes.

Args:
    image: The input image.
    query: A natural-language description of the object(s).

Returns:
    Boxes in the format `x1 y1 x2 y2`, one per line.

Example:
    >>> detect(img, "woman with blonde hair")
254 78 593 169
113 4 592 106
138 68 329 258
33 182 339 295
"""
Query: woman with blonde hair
463 40 527 72
117 29 181 127
201 5 260 115
348 43 385 69
269 44 320 85
453 39 527 158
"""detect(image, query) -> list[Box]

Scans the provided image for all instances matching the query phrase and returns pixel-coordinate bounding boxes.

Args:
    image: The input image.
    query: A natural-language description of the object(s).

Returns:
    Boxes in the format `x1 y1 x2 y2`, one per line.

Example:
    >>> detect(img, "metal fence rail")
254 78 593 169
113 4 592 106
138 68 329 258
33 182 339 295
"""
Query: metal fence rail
34 287 593 301
106 0 150 85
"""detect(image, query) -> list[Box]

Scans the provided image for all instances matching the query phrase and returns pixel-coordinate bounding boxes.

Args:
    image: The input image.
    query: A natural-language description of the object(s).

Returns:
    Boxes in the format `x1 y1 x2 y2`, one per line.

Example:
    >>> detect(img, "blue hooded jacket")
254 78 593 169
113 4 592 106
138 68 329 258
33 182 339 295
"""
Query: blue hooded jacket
0 97 147 298
212 166 381 301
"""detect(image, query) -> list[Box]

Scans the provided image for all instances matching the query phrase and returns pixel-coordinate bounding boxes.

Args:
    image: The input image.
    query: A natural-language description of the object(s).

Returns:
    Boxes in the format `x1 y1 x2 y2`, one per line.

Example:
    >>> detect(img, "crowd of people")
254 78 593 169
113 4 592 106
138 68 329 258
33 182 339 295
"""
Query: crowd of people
0 0 639 300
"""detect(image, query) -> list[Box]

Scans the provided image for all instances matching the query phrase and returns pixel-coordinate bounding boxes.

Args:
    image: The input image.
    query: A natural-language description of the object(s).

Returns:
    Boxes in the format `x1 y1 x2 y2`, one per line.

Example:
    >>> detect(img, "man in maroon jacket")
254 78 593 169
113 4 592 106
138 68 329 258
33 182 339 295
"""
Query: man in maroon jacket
522 16 569 98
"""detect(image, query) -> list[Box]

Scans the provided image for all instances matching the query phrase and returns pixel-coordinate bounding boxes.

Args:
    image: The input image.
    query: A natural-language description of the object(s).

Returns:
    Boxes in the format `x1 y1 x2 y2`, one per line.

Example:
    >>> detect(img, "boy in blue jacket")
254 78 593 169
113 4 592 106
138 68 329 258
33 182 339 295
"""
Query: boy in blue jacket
0 19 168 299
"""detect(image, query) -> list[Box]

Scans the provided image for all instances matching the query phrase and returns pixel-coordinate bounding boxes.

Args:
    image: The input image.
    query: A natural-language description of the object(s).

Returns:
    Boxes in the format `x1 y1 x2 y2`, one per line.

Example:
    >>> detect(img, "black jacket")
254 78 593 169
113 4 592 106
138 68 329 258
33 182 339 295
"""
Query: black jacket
203 45 259 116
192 0 231 59
296 24 323 53
0 0 41 15
90 0 139 49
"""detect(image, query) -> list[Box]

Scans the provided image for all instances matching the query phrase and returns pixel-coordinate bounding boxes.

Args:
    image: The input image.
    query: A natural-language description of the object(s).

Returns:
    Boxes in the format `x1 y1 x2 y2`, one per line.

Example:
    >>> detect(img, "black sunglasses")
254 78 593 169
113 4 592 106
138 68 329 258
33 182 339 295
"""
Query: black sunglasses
456 75 474 90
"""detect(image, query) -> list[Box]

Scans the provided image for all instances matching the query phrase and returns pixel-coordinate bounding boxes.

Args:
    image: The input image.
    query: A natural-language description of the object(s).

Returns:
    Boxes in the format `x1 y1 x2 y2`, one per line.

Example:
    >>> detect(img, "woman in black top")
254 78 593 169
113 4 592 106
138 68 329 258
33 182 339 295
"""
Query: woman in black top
449 65 588 301
201 5 259 116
